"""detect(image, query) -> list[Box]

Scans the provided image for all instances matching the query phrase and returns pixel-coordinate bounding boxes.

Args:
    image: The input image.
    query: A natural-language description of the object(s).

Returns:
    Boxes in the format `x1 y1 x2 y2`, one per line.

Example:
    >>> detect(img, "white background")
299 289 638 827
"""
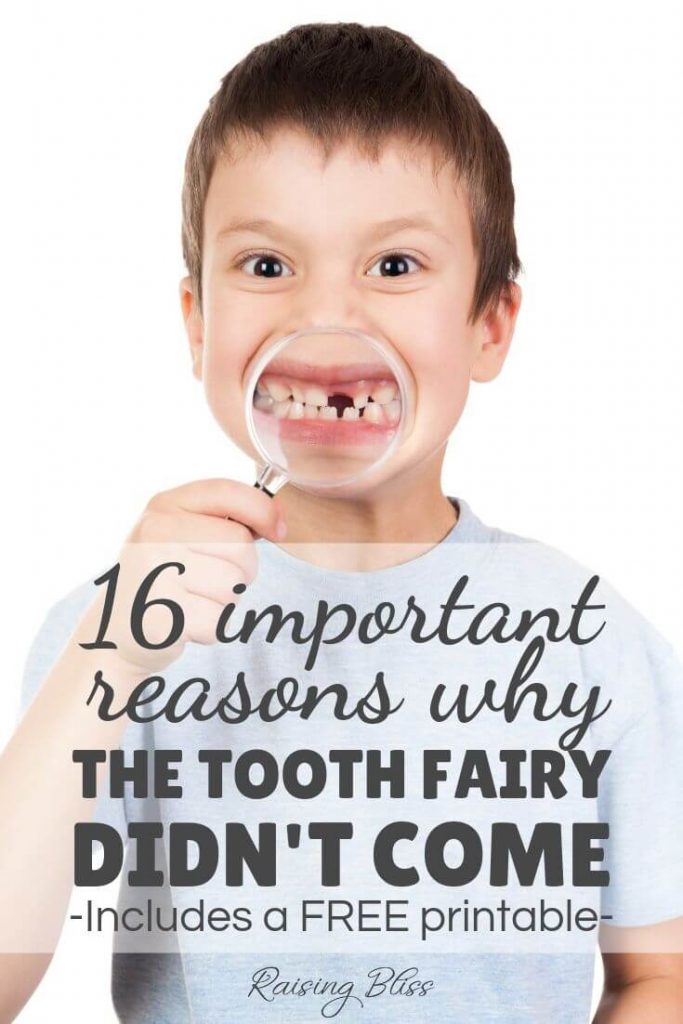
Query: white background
1 0 681 1019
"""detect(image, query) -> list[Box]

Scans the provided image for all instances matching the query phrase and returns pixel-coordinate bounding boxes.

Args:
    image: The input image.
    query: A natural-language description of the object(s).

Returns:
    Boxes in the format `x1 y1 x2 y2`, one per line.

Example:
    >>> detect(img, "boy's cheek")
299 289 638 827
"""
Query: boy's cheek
400 326 474 458
417 369 471 445
203 378 257 457
197 340 257 451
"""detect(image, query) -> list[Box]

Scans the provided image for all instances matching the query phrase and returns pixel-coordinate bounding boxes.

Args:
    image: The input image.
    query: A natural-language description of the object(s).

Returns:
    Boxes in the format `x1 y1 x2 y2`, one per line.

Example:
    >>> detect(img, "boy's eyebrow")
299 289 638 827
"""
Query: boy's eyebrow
214 214 451 245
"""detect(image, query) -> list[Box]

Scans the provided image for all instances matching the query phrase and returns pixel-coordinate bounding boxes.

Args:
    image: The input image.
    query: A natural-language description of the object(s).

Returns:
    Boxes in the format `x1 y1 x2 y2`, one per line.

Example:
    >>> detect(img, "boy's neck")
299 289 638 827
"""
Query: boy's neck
269 453 458 572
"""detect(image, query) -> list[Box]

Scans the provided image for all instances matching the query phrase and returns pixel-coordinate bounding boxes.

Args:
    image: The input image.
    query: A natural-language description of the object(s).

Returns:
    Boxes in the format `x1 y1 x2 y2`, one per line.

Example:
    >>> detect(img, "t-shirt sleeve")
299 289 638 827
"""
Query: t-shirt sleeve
18 583 127 838
597 628 683 928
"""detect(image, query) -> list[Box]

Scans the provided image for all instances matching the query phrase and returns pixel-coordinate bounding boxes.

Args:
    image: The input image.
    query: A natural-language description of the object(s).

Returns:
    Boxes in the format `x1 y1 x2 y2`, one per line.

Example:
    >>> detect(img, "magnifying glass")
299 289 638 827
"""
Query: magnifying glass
244 326 414 496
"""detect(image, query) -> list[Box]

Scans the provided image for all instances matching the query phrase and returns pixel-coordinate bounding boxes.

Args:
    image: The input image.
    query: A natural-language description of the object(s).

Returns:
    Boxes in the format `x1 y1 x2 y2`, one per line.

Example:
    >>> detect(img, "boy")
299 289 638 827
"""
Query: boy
2 20 682 1023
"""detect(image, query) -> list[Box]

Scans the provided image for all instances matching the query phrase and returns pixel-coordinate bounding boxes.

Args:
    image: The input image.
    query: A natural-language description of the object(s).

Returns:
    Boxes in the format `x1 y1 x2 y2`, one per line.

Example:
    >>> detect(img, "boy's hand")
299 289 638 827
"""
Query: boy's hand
77 479 286 674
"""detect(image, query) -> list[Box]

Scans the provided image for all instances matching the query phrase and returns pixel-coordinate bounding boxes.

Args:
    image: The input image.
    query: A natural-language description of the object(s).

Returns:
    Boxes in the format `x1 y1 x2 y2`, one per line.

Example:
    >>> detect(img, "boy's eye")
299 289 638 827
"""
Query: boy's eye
237 252 293 278
366 253 422 277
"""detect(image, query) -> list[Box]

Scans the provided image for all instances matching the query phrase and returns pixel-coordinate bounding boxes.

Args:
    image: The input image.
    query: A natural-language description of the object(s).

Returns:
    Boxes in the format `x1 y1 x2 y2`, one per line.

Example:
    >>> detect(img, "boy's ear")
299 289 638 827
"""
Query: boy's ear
179 276 204 380
470 282 522 383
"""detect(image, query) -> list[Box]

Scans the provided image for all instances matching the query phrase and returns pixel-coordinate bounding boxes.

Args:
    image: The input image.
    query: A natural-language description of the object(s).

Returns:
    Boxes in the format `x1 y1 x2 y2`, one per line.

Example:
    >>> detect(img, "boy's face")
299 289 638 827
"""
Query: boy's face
181 126 520 492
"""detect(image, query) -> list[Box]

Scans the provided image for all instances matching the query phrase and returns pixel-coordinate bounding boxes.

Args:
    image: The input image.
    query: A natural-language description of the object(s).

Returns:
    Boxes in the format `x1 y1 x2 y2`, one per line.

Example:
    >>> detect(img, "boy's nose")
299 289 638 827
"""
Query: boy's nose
285 275 363 333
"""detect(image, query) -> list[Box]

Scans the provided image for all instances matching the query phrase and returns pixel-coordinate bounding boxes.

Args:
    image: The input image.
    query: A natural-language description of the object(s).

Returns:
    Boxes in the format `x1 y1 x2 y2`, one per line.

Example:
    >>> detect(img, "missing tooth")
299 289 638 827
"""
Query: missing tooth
328 394 355 417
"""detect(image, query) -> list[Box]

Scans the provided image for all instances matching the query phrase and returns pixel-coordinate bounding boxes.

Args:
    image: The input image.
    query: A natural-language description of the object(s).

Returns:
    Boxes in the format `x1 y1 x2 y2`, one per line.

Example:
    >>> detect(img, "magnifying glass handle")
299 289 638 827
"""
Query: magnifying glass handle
253 463 288 497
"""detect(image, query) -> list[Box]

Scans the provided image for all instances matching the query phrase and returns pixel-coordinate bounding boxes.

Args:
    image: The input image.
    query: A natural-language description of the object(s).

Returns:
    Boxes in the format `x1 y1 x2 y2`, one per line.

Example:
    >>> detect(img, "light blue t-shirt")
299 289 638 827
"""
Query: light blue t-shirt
19 498 683 1023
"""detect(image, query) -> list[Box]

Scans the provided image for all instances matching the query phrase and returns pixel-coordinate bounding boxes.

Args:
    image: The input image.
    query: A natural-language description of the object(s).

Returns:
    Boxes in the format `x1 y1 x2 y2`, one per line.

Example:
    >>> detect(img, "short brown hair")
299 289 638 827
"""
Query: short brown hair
181 22 522 323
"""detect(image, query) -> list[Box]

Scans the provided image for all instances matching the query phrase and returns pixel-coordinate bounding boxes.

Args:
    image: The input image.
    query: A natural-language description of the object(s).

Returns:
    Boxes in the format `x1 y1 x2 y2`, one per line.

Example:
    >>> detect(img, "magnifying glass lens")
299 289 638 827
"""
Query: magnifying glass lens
245 328 410 491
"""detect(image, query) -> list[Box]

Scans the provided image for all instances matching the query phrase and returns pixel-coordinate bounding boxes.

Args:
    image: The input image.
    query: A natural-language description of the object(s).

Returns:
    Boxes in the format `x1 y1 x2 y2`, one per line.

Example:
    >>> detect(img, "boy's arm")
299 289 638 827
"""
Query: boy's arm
593 950 683 1022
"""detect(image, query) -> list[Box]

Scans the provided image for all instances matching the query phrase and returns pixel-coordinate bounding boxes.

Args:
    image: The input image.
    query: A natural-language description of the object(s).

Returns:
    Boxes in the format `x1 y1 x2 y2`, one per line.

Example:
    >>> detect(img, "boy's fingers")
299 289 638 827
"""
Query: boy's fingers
148 479 285 541
139 516 259 580
183 593 230 646
181 553 249 607
136 512 254 545
185 540 258 579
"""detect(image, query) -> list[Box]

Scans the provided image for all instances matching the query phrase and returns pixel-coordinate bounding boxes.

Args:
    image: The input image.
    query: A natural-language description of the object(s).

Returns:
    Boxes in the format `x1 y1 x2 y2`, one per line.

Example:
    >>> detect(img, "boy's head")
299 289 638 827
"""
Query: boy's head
180 23 522 490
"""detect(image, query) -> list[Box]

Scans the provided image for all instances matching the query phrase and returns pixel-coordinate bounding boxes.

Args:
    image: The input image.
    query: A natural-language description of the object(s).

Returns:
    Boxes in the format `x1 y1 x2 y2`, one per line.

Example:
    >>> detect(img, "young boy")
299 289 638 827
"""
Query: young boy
3 21 682 1024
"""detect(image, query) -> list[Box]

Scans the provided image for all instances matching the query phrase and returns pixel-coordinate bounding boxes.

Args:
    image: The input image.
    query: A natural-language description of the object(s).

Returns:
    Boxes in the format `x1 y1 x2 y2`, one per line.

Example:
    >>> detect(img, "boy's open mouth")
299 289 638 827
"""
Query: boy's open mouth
252 364 401 427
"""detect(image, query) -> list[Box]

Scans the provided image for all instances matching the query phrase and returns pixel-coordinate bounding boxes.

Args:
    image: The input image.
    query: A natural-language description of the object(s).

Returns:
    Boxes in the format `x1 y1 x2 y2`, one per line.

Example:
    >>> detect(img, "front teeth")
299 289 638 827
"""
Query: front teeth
254 376 400 423
304 385 327 406
352 384 397 408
